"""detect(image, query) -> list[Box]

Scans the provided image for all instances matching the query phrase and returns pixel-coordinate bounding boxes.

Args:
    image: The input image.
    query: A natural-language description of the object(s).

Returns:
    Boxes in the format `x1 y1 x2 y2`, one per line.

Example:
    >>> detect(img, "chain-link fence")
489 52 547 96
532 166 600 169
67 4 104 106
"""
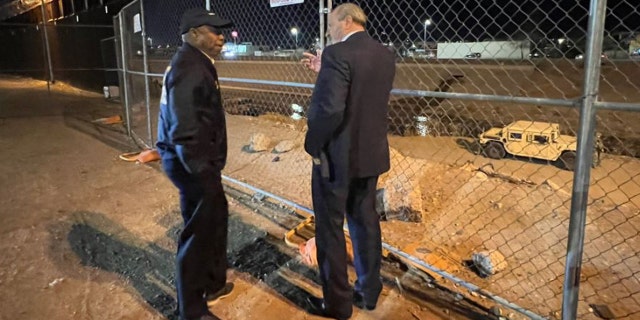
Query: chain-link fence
0 21 116 90
116 0 640 318
0 0 119 92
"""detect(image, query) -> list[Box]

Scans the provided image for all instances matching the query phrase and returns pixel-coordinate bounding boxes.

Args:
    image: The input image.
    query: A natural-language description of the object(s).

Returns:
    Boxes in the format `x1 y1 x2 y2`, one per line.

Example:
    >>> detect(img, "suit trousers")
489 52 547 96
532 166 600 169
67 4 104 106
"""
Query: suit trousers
162 158 229 320
311 165 383 318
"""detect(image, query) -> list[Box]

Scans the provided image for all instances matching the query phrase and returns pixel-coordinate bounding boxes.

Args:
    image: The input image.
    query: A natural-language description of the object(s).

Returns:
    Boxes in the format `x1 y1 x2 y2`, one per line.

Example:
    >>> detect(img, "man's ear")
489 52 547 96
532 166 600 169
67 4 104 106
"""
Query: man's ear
344 15 353 25
190 28 199 39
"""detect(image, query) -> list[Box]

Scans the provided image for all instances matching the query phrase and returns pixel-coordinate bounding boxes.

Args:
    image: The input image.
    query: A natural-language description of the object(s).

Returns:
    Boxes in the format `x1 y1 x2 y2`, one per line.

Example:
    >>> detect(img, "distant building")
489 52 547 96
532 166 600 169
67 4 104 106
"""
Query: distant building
221 42 257 58
437 41 530 60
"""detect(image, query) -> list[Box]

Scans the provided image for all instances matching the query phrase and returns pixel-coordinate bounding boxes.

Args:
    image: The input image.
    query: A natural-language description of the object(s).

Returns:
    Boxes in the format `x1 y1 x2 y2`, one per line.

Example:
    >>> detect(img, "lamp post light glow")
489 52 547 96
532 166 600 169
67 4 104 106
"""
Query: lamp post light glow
290 27 299 48
231 30 238 46
423 19 432 46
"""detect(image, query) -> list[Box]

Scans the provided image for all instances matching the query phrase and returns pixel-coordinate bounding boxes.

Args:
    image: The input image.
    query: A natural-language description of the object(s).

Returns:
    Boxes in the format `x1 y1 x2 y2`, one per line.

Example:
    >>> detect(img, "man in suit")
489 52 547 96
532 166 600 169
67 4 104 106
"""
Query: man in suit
302 3 396 319
156 8 235 320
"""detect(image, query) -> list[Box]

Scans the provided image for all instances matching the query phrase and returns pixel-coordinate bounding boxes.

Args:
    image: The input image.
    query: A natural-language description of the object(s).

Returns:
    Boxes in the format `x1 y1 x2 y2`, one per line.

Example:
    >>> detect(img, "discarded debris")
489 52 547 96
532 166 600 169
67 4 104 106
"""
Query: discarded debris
395 277 405 295
476 163 536 186
91 115 122 125
590 304 616 319
273 140 296 153
490 305 503 317
251 192 266 203
246 133 271 152
118 149 160 163
471 250 508 277
47 277 64 288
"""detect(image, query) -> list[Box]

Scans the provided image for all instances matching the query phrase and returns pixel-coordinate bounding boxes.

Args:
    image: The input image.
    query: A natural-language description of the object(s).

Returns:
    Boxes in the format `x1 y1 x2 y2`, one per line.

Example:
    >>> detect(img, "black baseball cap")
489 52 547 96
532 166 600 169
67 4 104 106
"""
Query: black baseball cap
180 8 233 34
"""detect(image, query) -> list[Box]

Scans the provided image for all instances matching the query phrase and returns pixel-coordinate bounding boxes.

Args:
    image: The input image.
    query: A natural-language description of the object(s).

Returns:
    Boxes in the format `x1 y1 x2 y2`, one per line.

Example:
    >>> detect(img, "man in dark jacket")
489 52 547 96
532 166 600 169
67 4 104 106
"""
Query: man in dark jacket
156 8 234 320
302 3 396 319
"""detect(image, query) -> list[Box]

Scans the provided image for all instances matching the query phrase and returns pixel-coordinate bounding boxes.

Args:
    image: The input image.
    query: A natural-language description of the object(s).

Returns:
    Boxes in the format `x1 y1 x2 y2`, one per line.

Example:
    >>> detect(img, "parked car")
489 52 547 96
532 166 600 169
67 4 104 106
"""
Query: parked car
529 51 545 59
574 52 608 66
574 52 607 60
464 52 481 59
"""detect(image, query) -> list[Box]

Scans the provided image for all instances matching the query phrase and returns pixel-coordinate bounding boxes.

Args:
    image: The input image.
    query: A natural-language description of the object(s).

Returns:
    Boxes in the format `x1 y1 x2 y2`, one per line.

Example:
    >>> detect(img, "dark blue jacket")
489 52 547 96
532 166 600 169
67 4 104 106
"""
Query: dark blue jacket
305 31 396 179
156 43 227 175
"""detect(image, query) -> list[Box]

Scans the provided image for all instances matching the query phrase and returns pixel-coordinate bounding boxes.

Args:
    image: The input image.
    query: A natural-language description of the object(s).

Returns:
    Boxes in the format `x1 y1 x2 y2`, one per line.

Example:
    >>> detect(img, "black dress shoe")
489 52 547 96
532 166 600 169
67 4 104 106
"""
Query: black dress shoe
353 292 376 311
205 282 234 305
306 296 350 320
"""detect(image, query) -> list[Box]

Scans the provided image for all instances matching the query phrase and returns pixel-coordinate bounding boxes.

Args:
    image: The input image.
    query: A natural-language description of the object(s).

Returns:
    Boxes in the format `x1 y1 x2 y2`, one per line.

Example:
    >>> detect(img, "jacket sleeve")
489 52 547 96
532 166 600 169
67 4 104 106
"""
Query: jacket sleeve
304 46 350 158
167 68 214 175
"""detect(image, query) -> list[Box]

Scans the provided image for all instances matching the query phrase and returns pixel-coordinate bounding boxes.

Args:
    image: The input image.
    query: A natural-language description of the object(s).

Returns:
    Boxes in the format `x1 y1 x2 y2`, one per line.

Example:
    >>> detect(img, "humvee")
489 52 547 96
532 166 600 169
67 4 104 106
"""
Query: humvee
478 120 599 170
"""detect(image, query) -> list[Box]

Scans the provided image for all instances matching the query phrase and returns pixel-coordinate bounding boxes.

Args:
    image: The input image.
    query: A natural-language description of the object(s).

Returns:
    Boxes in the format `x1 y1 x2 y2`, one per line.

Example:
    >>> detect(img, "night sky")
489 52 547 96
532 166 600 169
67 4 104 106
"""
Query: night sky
142 0 639 48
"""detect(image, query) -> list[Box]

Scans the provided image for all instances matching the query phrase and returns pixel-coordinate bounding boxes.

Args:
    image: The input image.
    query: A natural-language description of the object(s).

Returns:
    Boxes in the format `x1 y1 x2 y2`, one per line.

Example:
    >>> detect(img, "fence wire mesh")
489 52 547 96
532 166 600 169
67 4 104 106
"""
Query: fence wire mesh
0 22 115 90
116 0 640 319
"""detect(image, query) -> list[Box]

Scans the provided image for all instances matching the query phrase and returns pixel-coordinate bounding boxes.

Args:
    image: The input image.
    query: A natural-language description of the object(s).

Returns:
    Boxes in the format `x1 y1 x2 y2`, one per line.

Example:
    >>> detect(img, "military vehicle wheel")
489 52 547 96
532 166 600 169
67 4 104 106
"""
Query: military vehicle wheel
560 151 576 171
483 142 506 159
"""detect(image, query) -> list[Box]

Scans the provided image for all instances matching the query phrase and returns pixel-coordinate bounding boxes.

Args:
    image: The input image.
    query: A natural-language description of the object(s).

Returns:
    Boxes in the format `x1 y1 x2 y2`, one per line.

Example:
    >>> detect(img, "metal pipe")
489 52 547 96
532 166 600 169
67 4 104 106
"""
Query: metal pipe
326 0 332 46
44 67 120 72
392 89 578 107
129 74 588 109
205 0 211 11
219 77 315 88
132 74 638 112
562 0 607 319
217 76 582 108
0 22 112 28
40 0 54 84
118 13 132 137
139 0 154 146
70 0 75 16
127 70 164 77
594 101 640 112
220 174 545 320
222 175 314 215
120 0 139 11
319 0 325 49
37 20 49 92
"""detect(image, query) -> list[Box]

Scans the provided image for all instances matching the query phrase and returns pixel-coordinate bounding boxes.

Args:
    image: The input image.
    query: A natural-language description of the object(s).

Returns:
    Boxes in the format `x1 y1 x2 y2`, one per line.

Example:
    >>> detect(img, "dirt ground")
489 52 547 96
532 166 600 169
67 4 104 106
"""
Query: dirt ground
0 75 495 320
218 113 640 320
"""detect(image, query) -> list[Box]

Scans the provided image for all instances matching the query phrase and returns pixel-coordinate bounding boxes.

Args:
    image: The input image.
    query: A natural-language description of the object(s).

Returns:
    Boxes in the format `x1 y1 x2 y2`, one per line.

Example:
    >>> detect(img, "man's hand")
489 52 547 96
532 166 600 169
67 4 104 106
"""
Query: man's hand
301 49 322 73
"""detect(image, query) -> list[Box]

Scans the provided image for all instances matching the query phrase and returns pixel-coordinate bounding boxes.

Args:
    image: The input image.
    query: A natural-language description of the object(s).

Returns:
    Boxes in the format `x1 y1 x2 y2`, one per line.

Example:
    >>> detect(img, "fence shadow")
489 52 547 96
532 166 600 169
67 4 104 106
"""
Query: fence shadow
60 211 320 319
58 210 497 319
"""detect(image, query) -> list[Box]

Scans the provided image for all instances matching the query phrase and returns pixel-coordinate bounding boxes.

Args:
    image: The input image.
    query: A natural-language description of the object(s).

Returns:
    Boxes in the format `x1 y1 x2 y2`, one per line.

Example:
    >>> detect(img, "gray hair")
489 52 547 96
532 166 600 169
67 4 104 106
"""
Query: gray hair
332 3 367 27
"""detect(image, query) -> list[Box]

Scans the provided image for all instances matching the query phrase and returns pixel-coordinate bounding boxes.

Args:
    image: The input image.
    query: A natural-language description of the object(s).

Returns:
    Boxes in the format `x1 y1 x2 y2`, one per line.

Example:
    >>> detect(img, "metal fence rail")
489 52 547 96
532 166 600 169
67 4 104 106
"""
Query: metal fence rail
114 0 640 319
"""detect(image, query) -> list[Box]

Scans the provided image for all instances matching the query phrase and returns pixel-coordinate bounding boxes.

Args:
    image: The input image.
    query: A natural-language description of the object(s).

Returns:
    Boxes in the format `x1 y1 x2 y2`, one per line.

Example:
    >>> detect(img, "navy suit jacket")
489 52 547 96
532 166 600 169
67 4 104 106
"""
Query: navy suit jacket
156 43 227 175
305 31 396 179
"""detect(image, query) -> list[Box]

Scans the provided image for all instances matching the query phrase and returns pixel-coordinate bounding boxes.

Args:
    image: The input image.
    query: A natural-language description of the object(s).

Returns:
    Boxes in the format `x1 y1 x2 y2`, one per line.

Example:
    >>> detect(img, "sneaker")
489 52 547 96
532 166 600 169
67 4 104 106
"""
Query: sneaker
205 282 234 305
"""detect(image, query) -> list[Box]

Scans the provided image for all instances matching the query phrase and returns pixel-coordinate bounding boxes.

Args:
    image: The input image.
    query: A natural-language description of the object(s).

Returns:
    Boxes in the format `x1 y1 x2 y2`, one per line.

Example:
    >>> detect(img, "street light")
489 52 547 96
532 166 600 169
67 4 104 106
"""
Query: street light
290 27 299 48
231 30 238 46
423 19 432 47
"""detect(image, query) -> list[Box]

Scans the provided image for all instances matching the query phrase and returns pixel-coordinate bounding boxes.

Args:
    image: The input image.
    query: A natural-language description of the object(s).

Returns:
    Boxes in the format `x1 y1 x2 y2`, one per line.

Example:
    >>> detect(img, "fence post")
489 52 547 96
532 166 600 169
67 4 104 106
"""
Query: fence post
319 0 325 49
117 13 132 137
40 0 54 86
139 0 154 147
561 0 608 318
